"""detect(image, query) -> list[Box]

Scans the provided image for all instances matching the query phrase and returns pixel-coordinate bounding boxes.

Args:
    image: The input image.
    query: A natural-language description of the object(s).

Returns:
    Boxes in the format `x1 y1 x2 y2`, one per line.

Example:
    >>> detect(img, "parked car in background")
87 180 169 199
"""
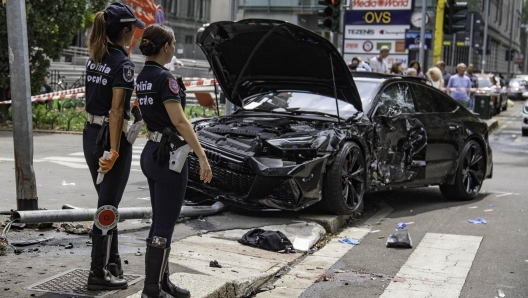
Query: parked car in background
506 77 528 101
475 73 507 114
522 100 528 136
187 19 493 215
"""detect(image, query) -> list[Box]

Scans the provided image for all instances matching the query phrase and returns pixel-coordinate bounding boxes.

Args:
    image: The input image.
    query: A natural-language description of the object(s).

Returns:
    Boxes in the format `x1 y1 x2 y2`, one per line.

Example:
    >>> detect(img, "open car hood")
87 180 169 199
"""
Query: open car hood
196 19 363 112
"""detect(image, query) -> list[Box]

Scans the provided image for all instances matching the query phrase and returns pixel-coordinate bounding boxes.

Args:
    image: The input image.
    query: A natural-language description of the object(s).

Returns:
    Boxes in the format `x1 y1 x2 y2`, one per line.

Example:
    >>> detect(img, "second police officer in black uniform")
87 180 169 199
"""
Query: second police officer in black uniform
83 2 145 290
137 24 213 298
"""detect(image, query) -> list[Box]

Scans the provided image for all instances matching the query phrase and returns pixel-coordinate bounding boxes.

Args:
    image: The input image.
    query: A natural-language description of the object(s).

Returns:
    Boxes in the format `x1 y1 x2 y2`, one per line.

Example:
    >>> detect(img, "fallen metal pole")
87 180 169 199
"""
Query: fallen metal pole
12 202 227 224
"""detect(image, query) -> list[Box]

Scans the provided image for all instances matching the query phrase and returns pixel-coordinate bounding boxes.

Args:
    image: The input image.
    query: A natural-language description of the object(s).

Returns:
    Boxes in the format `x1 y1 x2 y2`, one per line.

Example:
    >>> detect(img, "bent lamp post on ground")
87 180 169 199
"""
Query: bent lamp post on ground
11 202 227 224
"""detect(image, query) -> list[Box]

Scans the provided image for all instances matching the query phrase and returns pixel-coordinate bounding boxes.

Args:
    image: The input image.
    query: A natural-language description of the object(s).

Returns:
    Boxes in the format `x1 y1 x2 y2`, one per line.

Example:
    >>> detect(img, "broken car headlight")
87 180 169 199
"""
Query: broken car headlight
266 136 327 150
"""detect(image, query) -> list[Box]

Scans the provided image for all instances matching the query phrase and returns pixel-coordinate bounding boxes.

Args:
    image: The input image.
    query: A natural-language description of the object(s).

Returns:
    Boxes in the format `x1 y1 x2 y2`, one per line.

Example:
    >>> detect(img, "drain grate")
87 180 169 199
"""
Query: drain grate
25 268 144 297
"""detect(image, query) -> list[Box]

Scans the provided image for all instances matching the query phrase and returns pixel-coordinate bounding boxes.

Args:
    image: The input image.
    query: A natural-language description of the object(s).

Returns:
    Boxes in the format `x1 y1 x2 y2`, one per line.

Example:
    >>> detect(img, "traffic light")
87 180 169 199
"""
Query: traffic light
318 0 341 32
444 0 468 34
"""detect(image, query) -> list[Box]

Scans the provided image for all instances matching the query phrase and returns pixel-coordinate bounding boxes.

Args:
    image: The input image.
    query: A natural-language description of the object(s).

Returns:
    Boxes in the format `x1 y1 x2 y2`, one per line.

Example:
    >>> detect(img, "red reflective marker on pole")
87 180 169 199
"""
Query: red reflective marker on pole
94 205 119 235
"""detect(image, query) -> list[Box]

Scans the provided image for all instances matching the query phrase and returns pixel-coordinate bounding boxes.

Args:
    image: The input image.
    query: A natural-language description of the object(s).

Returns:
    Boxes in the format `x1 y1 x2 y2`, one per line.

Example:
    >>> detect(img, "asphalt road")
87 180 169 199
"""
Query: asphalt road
0 101 527 297
300 101 528 298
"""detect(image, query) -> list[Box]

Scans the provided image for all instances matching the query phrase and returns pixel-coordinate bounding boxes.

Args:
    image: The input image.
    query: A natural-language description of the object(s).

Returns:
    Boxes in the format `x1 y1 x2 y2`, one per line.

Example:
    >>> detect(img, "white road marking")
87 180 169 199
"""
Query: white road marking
43 156 87 163
48 161 88 169
496 193 514 197
137 197 150 201
379 233 482 298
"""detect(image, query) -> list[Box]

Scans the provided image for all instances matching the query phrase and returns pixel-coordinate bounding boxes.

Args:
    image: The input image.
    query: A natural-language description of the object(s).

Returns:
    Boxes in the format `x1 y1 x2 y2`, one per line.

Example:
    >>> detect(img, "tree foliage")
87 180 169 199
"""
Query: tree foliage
0 0 108 98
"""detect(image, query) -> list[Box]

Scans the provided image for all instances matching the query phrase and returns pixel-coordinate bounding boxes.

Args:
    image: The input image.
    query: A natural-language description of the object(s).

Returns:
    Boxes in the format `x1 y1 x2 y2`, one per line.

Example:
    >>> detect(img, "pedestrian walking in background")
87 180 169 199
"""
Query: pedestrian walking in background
83 2 145 291
164 55 183 72
405 67 417 77
40 76 53 110
370 46 390 74
390 62 404 75
351 56 371 72
447 63 472 108
435 60 451 87
409 60 425 78
137 23 213 298
426 67 444 90
465 63 478 110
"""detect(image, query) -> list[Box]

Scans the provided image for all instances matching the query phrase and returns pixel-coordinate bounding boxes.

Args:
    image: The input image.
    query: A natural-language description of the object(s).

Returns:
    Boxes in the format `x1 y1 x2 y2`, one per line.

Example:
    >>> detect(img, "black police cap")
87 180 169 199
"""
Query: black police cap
105 2 146 29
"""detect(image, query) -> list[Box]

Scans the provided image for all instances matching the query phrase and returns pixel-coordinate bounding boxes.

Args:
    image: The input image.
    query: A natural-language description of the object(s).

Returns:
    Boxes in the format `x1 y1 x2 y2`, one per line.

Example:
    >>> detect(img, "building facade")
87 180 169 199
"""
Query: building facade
151 0 522 75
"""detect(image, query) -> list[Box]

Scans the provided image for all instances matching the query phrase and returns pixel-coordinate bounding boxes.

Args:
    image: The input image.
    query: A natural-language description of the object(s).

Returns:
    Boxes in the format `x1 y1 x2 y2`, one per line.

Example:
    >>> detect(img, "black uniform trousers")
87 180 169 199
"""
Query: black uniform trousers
83 123 133 235
140 141 188 247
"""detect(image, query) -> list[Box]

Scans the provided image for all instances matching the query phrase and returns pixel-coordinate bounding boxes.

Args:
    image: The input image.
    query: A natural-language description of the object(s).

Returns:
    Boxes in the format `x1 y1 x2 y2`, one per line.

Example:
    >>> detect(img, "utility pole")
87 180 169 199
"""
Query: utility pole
507 1 515 78
418 0 427 70
481 0 489 73
338 0 350 55
6 0 38 210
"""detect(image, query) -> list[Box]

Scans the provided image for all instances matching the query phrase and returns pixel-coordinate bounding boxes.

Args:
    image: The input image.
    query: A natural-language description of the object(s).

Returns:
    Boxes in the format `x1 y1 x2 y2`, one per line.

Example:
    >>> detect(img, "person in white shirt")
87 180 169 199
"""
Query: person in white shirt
369 46 390 74
164 55 183 72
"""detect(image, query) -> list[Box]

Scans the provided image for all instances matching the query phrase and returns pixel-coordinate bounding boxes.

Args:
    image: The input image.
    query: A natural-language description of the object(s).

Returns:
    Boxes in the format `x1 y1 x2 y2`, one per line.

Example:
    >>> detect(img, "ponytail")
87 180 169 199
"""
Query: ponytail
87 12 108 65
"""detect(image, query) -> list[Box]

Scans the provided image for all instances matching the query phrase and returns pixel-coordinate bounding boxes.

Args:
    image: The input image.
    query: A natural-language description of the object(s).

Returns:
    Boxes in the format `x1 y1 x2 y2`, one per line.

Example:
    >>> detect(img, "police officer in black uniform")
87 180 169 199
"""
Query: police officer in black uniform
83 3 145 290
137 24 212 298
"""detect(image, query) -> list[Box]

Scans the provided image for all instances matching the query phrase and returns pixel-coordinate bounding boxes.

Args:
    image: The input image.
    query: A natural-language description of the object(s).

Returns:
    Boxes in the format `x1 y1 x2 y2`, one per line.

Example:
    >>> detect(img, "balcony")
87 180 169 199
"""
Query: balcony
239 0 321 12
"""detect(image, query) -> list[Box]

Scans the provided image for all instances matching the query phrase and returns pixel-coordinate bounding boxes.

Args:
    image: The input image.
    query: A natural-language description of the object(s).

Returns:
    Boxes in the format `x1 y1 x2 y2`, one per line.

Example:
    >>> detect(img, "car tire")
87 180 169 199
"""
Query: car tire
522 128 528 137
440 140 485 201
322 142 366 215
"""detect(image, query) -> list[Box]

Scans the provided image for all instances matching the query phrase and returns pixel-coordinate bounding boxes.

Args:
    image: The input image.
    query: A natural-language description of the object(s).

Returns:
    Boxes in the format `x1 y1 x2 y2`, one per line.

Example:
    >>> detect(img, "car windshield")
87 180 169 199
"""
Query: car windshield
243 92 360 119
508 78 528 87
354 80 381 103
478 77 493 87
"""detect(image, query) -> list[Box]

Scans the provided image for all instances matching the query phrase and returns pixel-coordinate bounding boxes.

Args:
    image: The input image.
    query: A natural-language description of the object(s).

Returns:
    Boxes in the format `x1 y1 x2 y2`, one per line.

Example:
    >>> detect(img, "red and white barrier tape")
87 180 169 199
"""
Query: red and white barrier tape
0 78 218 105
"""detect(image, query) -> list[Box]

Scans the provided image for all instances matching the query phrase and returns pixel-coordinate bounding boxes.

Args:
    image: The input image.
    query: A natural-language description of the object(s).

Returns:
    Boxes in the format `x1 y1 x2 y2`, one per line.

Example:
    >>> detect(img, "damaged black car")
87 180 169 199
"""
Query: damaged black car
185 19 493 215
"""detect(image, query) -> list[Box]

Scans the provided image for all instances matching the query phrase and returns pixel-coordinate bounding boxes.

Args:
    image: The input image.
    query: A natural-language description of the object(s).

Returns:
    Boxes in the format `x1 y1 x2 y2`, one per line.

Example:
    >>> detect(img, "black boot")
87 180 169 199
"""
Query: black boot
141 240 172 298
107 229 124 279
87 234 128 290
161 247 190 298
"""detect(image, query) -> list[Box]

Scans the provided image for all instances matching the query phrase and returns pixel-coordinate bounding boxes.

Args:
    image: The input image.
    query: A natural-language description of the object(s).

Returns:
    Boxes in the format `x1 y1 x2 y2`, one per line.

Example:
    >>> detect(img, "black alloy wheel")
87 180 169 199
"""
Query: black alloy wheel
322 142 366 215
440 140 485 200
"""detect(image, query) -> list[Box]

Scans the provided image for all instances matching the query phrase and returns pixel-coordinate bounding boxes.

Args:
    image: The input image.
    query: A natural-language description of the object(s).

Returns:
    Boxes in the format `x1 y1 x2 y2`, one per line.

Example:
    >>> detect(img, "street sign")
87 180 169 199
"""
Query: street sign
405 29 433 50
345 10 411 26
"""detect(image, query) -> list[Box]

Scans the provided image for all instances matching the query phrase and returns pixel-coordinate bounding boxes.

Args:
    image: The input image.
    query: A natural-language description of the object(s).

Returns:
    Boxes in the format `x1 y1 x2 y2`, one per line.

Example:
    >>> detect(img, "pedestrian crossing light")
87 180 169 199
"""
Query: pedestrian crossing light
444 0 468 34
318 0 341 32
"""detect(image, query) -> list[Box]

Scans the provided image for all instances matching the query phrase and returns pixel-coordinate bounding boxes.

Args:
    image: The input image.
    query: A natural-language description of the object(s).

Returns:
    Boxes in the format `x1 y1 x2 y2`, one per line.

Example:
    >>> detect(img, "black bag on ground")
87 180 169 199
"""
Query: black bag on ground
238 229 293 251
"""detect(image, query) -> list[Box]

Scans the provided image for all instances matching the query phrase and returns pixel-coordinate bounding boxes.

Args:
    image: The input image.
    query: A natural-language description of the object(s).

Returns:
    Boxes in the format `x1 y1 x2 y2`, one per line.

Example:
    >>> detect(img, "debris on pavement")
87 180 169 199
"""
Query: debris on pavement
497 289 506 297
338 238 360 245
468 217 487 224
378 236 385 239
468 206 478 209
64 243 73 249
209 260 222 268
61 180 75 186
257 285 275 292
489 204 495 207
61 223 91 234
369 230 380 233
0 237 8 256
11 237 54 247
484 209 493 212
135 248 142 256
397 222 407 229
124 260 129 264
386 229 412 248
238 229 294 252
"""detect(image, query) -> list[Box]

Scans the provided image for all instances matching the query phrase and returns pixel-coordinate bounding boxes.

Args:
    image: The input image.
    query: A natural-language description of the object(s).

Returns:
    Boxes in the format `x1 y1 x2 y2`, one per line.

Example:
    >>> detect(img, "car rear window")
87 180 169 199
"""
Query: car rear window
477 77 493 87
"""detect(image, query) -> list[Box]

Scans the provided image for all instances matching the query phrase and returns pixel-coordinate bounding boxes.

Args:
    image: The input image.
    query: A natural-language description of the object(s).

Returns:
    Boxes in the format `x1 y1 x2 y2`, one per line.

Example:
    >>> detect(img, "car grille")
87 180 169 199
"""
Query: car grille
187 155 255 195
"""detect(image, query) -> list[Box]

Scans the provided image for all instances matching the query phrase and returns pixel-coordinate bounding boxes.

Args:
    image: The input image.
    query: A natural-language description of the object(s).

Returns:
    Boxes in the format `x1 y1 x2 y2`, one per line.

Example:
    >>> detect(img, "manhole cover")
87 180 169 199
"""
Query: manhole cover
25 268 144 297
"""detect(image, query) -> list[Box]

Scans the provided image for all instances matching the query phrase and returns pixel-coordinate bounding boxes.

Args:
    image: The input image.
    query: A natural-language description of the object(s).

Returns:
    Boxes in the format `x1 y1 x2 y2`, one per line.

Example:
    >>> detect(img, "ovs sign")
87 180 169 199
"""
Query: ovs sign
345 10 411 26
